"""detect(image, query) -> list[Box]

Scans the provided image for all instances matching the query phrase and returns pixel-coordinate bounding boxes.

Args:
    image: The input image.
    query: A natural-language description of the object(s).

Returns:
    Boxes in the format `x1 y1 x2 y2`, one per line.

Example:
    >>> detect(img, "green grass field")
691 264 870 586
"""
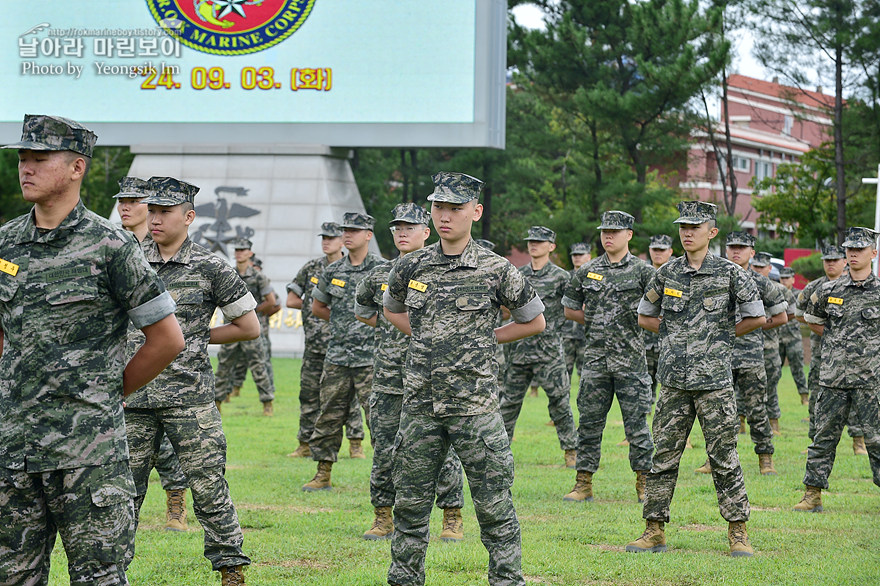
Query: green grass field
49 358 880 585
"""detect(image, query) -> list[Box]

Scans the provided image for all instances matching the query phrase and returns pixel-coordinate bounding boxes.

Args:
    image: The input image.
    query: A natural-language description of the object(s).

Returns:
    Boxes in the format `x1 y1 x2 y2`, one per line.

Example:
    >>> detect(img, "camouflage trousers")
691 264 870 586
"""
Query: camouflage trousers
804 385 880 490
778 335 808 396
369 392 463 509
298 352 364 444
500 360 577 451
763 347 783 420
0 461 134 586
231 333 274 388
562 337 584 380
576 369 653 473
125 404 250 571
389 410 524 586
155 434 187 491
807 345 862 440
732 366 774 455
644 386 749 523
308 363 373 463
214 338 274 403
645 347 659 402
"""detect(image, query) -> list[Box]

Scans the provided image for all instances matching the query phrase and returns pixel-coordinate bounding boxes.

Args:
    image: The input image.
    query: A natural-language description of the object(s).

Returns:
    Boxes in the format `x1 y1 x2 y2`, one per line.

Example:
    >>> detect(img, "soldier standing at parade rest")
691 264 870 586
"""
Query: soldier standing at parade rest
114 176 191 532
302 212 385 491
560 242 590 379
286 222 366 459
795 245 867 454
124 176 260 585
383 172 545 586
695 233 787 476
355 203 465 542
500 226 578 468
645 235 674 401
777 266 809 405
214 237 277 415
627 201 765 557
0 115 183 585
796 227 880 511
562 211 655 503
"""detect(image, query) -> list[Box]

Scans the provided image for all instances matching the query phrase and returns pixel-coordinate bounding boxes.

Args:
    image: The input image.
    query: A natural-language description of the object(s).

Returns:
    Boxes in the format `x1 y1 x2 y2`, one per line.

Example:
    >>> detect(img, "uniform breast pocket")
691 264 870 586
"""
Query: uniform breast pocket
825 304 844 319
861 306 880 332
661 293 687 314
455 295 492 312
0 277 17 303
702 294 728 313
327 284 346 299
174 289 204 321
45 279 100 306
614 281 642 309
405 289 427 310
45 279 103 345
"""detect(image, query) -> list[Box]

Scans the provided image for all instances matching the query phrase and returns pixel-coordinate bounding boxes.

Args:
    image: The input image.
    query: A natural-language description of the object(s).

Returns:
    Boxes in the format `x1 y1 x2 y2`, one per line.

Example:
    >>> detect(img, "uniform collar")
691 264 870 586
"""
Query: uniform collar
840 272 880 289
427 238 481 268
144 236 194 265
681 251 720 274
14 200 86 247
597 251 633 268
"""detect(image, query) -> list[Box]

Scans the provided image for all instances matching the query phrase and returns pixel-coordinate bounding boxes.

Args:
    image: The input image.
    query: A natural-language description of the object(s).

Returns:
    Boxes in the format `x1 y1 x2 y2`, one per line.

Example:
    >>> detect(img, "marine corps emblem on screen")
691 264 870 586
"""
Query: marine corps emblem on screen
147 0 316 56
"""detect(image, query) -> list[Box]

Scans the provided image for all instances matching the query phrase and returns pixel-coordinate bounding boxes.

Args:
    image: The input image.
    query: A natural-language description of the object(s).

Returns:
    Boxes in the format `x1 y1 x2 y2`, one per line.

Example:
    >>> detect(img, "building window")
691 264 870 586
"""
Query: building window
784 115 793 135
755 160 773 181
732 156 750 173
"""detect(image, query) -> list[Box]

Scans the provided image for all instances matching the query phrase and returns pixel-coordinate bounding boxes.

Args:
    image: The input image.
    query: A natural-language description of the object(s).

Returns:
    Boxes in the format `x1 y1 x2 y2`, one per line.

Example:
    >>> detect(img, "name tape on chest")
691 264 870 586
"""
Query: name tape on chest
828 296 844 305
664 287 683 298
408 279 428 292
381 283 388 291
0 259 18 277
331 278 346 288
310 276 319 285
586 272 603 281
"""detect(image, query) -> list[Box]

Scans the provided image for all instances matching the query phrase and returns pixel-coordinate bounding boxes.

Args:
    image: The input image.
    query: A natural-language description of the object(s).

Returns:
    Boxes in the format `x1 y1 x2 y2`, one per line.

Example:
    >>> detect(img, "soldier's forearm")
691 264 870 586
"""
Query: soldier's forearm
807 323 824 336
761 311 788 330
495 314 545 344
638 314 660 334
384 307 411 335
123 314 184 396
564 306 585 325
735 316 765 337
287 291 303 309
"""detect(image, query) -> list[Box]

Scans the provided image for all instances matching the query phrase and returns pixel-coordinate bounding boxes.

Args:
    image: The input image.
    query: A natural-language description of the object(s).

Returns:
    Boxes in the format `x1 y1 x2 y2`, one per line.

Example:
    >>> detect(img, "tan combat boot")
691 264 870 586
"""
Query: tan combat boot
853 436 868 455
695 459 712 474
685 437 694 449
231 385 241 397
738 415 747 434
769 418 781 436
728 521 754 557
546 420 556 427
287 442 311 458
800 393 809 406
528 386 539 397
617 438 630 447
563 471 593 502
625 520 666 553
215 400 222 413
758 453 777 476
793 486 823 512
220 565 246 585
164 489 188 532
262 401 274 416
302 461 333 492
349 439 366 459
363 506 394 540
635 471 647 503
439 507 464 542
564 449 577 469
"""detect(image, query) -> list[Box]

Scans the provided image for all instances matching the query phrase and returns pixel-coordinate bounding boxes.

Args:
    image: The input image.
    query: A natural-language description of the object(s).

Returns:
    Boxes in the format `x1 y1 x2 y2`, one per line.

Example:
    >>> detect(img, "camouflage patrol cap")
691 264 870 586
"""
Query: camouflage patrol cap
597 210 634 230
673 200 717 224
820 243 846 259
842 226 879 248
524 226 556 243
475 239 496 251
751 251 773 267
340 211 375 230
427 171 484 203
252 256 263 268
726 231 756 247
113 176 154 199
649 234 673 249
2 114 97 158
779 266 795 278
140 176 200 206
390 202 430 226
232 237 253 250
318 222 343 237
570 242 589 255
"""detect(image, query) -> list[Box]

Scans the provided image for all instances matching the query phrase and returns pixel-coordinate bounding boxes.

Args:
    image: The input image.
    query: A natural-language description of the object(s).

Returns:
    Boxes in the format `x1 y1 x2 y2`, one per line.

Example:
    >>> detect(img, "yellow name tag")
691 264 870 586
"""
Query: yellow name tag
408 279 428 292
664 288 683 298
310 276 319 284
586 272 603 281
331 278 346 287
0 258 18 277
828 297 843 305
381 283 388 291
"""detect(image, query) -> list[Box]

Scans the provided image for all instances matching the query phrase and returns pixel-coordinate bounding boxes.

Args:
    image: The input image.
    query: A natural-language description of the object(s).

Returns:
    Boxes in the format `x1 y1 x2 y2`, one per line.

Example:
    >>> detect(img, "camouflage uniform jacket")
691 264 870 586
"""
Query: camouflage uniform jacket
383 239 544 417
287 256 334 355
355 259 406 395
732 270 786 368
126 237 255 409
312 252 384 368
797 276 828 356
238 265 272 331
563 252 654 373
761 280 789 351
637 253 764 391
508 261 569 364
560 269 586 342
0 202 174 472
778 286 801 343
804 272 880 388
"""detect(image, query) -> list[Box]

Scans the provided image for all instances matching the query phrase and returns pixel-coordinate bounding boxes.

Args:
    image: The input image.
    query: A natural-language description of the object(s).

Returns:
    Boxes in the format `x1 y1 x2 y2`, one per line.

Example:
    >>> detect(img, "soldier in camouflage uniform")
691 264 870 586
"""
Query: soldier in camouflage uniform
796 227 880 512
302 212 385 491
286 223 365 459
125 176 260 585
0 115 182 585
695 234 787 476
383 172 545 586
214 238 277 415
500 226 578 468
562 211 655 503
561 242 590 380
114 176 190 532
355 203 465 542
777 266 809 405
645 235 674 400
628 201 765 557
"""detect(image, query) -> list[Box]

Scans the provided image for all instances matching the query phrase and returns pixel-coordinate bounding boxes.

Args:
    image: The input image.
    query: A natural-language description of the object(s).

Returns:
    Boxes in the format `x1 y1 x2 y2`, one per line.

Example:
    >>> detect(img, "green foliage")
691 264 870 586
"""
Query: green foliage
792 251 826 281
